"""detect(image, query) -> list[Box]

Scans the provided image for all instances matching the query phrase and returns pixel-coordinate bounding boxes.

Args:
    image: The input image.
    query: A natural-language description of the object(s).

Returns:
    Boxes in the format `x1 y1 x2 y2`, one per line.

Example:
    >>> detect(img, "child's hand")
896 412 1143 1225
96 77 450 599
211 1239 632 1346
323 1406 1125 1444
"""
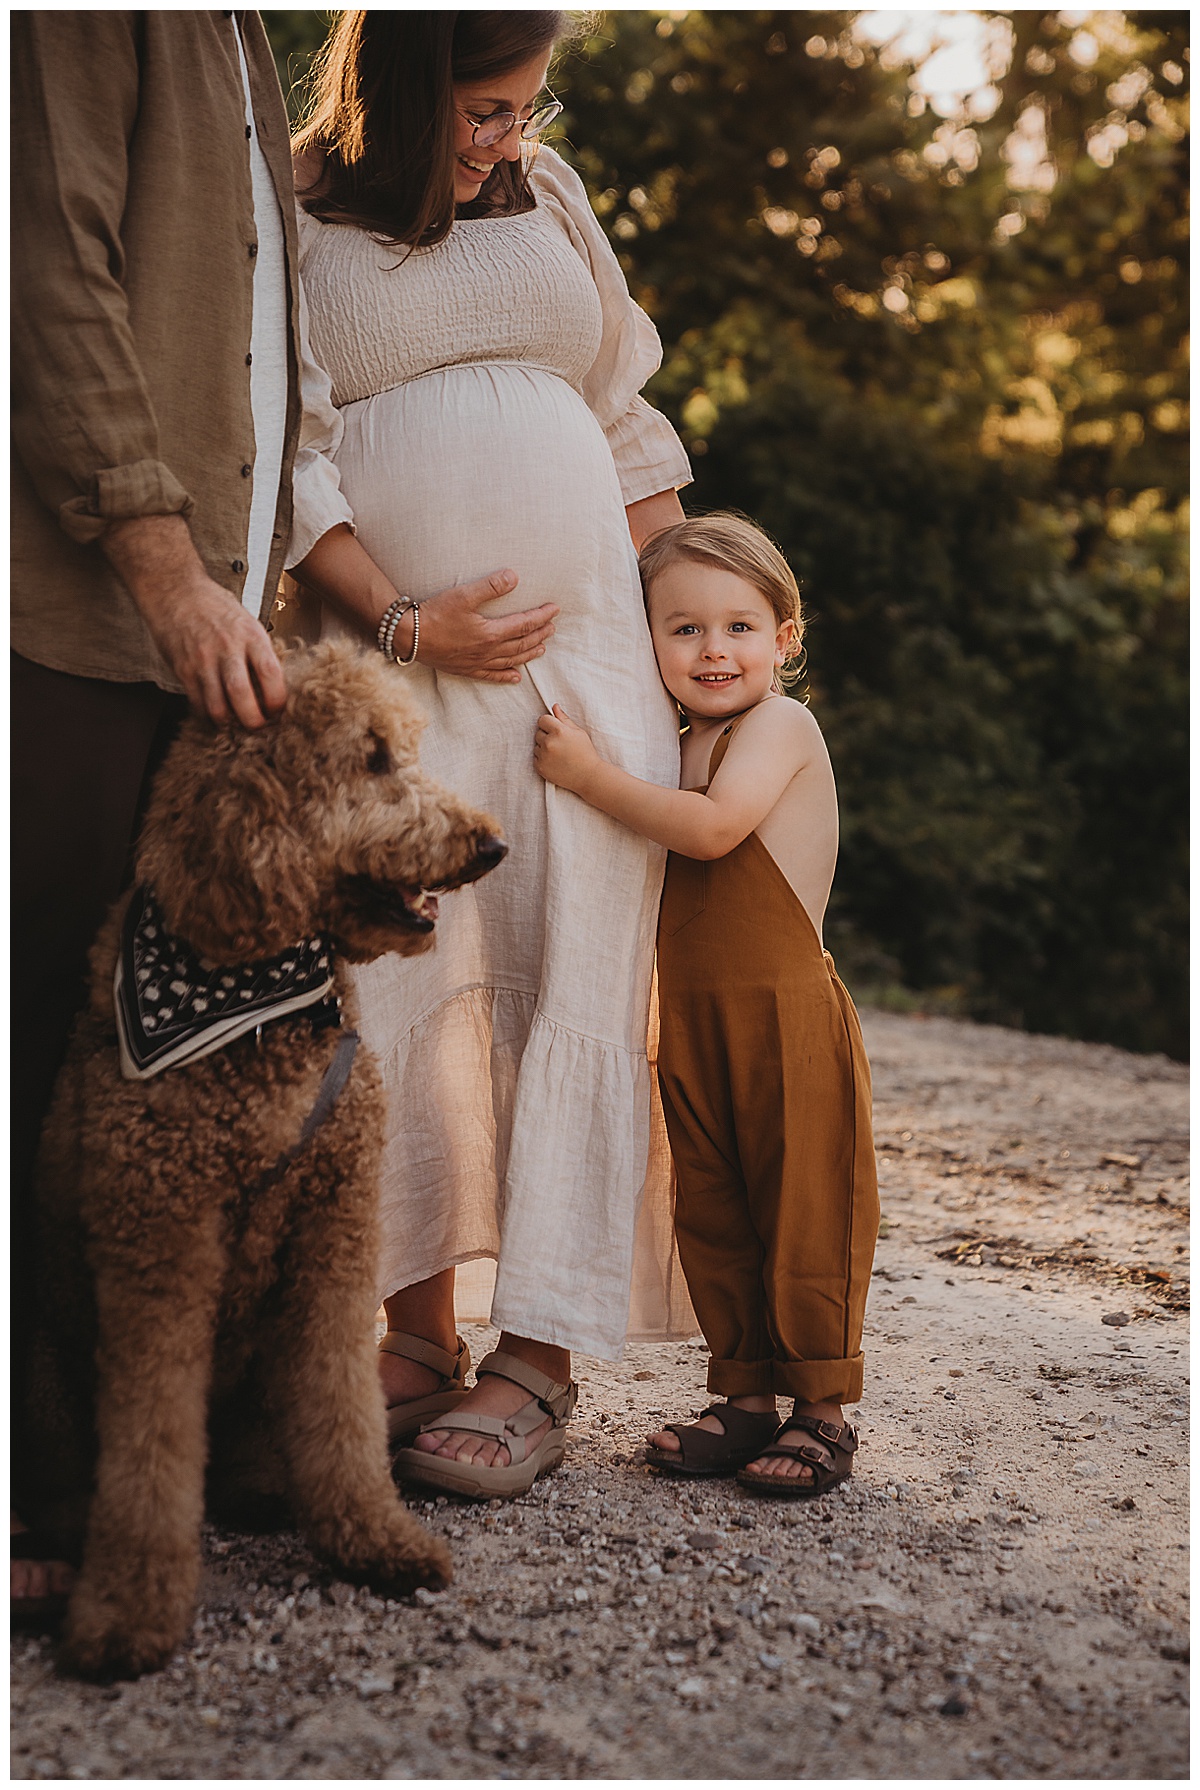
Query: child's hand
534 704 601 793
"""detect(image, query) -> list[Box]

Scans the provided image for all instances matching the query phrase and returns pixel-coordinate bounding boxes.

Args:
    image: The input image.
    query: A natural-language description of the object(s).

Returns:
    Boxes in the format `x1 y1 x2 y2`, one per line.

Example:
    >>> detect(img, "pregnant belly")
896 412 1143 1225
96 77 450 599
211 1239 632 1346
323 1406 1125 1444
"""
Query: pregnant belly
333 363 625 617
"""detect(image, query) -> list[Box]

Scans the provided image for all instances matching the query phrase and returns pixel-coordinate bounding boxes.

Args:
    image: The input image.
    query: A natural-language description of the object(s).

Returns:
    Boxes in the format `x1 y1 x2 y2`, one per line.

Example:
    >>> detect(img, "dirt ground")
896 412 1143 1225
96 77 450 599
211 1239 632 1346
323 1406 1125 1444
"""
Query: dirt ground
11 1009 1189 1781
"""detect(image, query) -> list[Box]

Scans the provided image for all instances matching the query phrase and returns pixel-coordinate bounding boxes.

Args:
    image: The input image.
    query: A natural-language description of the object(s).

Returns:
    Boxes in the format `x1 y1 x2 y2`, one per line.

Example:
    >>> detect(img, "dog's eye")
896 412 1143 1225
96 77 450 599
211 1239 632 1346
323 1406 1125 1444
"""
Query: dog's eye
366 732 392 775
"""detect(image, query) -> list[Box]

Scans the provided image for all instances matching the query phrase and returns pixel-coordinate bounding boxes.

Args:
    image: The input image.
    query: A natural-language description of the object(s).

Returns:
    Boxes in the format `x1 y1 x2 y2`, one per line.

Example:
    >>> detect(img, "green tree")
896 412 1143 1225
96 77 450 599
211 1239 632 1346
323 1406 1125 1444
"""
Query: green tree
552 10 1187 1056
264 10 1188 1056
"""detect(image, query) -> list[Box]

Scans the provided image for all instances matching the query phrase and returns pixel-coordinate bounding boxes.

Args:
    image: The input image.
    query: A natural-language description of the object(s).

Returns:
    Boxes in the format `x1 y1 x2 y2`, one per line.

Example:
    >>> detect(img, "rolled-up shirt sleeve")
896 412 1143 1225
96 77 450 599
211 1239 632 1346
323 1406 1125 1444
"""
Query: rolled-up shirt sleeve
11 13 194 544
531 149 692 507
285 278 355 569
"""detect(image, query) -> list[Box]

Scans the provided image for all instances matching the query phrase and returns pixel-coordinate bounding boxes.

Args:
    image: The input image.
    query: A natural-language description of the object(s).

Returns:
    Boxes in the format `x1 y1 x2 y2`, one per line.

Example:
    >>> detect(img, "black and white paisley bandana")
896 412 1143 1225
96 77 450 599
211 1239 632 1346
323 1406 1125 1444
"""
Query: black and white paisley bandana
114 885 336 1080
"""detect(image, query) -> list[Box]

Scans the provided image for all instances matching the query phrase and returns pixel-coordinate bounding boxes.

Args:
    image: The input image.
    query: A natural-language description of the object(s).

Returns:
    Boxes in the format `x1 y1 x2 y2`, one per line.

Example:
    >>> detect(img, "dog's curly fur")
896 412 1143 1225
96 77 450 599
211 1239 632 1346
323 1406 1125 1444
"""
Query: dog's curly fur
26 643 506 1680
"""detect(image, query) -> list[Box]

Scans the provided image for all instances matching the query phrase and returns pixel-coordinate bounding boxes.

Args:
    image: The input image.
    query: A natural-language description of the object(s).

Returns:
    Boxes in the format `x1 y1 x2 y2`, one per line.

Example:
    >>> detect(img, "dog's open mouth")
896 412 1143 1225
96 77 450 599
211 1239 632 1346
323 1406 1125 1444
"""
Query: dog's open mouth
339 876 441 933
337 840 504 940
401 888 440 929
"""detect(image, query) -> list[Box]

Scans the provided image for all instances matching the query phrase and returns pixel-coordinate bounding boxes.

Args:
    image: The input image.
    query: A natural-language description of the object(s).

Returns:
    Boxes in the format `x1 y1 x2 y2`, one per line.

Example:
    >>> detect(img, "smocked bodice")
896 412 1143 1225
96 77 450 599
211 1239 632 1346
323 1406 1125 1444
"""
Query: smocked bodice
299 204 604 409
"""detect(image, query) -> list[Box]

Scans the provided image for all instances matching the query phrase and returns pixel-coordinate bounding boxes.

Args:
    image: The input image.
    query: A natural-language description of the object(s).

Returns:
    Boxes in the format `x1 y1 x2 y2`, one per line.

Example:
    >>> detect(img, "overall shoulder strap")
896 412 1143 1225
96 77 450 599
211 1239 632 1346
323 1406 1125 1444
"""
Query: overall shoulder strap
707 709 754 783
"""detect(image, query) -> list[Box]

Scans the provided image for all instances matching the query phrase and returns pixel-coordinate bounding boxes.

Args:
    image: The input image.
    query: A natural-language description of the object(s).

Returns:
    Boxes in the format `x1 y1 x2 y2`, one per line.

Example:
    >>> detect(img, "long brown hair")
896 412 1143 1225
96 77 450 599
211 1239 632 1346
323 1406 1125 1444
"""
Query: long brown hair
293 12 568 250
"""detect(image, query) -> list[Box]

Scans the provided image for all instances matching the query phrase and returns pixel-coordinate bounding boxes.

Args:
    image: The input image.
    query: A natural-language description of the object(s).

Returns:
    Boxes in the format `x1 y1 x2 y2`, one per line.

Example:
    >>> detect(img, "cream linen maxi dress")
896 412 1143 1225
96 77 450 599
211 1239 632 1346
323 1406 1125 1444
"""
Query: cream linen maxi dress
298 149 695 1357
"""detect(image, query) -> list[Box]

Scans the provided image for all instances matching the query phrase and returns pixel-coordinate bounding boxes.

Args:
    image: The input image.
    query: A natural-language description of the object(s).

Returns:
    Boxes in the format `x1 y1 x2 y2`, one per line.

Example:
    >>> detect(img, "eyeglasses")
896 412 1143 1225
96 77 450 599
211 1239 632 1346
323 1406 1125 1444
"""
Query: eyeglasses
456 97 563 150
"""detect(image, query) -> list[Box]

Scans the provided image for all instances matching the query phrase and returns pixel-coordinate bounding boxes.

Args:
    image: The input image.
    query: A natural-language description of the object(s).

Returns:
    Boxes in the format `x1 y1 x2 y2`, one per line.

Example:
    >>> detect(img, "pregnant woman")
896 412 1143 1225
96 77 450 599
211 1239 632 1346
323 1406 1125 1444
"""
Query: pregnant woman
291 12 690 1498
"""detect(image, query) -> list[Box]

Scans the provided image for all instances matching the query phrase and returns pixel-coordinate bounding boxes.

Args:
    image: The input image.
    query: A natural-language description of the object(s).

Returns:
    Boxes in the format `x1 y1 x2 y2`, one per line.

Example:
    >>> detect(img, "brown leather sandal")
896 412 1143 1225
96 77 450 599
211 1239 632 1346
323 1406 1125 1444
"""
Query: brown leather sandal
736 1411 859 1499
645 1402 782 1477
379 1332 471 1446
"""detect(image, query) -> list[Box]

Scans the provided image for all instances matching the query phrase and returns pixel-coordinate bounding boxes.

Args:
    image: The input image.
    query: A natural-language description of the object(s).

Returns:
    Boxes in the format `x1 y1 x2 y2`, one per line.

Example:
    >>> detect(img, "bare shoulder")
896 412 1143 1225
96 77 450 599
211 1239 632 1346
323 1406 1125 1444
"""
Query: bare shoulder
734 695 824 765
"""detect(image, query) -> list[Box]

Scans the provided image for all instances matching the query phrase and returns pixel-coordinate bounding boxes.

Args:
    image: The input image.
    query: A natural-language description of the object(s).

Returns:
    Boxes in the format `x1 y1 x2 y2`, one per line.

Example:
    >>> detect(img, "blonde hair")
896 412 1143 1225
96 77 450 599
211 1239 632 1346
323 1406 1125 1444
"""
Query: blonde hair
638 512 806 688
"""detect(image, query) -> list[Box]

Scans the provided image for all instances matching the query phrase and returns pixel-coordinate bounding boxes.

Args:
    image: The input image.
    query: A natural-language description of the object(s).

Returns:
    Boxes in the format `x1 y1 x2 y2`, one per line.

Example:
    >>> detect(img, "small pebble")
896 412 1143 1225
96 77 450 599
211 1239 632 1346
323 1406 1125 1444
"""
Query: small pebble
758 1652 783 1671
737 1555 771 1575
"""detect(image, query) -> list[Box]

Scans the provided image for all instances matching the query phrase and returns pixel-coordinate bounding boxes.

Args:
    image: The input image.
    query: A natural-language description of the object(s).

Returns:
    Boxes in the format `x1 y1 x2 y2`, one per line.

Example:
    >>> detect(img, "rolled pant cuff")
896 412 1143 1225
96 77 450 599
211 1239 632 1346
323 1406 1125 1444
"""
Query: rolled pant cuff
706 1358 776 1398
773 1353 864 1405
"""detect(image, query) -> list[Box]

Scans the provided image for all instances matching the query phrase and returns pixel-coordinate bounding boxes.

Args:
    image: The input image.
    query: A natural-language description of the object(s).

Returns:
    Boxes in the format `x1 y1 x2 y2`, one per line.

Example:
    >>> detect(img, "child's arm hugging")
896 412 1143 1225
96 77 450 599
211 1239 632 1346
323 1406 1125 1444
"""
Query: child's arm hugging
534 701 815 860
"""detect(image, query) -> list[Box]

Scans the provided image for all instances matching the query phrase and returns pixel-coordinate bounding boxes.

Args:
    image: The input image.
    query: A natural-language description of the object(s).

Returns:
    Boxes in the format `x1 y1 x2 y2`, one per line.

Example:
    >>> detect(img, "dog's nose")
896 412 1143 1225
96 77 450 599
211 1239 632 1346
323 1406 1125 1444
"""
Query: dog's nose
474 834 507 870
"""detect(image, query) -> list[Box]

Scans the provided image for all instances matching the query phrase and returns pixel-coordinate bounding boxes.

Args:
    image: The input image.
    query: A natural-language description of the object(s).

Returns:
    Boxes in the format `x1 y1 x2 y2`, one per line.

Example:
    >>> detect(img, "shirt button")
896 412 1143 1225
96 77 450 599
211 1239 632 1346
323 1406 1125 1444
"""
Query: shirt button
245 352 253 367
231 560 245 574
241 463 253 478
248 243 257 258
245 125 252 140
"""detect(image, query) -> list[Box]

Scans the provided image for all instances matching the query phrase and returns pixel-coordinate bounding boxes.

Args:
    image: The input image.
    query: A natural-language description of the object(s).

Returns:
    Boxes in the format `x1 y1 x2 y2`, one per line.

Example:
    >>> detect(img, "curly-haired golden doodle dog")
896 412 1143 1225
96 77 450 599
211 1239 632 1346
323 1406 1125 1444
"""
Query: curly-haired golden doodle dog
27 642 506 1679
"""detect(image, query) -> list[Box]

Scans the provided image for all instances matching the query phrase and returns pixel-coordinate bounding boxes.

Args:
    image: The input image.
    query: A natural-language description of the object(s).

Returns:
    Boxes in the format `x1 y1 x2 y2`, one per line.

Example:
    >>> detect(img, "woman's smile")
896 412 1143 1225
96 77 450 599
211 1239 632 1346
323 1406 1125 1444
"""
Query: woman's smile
452 48 551 204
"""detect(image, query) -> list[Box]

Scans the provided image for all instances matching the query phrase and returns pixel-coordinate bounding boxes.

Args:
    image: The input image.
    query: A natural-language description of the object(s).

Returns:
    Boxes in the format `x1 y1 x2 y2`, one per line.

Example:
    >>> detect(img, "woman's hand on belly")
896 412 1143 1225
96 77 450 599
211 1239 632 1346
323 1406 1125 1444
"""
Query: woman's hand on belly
419 569 559 684
293 527 558 684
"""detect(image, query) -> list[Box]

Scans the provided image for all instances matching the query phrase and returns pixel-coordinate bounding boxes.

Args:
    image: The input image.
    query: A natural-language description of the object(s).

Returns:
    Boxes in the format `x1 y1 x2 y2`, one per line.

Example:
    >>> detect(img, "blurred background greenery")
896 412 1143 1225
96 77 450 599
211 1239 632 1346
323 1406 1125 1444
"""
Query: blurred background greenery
264 10 1188 1059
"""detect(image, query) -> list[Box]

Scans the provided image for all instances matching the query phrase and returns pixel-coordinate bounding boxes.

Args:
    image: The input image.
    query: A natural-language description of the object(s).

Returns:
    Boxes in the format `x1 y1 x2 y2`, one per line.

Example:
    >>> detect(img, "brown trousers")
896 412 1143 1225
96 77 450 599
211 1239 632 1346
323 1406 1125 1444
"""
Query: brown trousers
11 651 186 1515
657 801 878 1406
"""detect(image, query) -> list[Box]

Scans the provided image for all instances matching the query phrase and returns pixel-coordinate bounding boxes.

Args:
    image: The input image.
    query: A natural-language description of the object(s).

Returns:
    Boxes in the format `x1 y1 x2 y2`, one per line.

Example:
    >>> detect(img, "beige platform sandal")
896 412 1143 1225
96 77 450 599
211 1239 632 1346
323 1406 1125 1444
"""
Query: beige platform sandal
379 1332 471 1446
391 1349 577 1501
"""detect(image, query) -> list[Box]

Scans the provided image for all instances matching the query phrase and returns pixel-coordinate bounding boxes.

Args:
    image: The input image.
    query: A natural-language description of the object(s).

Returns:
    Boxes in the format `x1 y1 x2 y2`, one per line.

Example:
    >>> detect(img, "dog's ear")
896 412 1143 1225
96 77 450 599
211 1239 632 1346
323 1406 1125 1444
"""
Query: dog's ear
135 720 321 963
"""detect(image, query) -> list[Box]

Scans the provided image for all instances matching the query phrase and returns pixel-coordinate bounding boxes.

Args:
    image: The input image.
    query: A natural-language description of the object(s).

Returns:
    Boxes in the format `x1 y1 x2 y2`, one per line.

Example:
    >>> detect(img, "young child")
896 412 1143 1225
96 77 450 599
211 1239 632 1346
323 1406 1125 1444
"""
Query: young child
533 513 878 1498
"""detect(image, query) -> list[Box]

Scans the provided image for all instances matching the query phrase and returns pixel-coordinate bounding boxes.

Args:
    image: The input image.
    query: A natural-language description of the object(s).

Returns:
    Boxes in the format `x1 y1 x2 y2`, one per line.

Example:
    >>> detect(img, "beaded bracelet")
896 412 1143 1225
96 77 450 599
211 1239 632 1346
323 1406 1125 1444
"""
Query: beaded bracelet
393 603 420 666
376 597 408 657
382 601 417 662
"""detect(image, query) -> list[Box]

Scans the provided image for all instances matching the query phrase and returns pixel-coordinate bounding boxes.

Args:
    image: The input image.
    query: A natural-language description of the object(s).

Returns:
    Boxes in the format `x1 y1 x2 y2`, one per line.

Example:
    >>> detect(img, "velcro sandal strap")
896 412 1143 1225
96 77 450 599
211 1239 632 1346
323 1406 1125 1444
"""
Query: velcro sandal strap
378 1332 467 1382
417 1410 509 1442
477 1350 577 1424
413 1404 540 1466
502 1401 549 1439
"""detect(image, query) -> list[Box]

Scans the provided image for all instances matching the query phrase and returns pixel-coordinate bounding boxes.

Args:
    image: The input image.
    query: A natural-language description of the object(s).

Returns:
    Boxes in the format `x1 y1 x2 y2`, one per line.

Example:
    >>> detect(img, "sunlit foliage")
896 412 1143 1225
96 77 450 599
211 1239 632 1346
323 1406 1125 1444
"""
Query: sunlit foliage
265 11 1188 1056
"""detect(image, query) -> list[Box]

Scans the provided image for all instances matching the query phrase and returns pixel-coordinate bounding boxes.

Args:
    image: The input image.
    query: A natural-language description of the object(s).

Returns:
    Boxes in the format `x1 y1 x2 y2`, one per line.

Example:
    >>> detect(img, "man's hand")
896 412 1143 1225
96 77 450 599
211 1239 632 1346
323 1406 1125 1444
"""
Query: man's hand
534 704 601 793
102 516 286 728
415 569 558 685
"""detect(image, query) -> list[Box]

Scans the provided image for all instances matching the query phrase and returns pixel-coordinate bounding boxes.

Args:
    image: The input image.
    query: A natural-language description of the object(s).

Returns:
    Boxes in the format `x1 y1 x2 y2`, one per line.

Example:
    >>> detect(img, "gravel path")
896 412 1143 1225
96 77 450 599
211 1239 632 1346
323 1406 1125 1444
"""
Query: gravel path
12 1010 1189 1780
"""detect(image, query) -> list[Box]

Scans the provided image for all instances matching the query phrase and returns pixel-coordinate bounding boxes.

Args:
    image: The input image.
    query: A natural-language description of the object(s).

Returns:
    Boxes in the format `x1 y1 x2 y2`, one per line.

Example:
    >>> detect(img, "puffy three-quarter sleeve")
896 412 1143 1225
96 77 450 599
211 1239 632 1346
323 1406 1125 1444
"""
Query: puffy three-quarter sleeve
286 278 356 570
532 149 691 506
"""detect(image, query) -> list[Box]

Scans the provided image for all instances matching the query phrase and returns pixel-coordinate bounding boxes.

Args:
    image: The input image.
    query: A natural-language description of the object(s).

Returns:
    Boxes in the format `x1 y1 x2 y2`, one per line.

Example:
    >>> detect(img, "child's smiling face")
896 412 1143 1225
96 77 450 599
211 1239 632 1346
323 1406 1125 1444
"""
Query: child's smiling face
646 560 796 722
